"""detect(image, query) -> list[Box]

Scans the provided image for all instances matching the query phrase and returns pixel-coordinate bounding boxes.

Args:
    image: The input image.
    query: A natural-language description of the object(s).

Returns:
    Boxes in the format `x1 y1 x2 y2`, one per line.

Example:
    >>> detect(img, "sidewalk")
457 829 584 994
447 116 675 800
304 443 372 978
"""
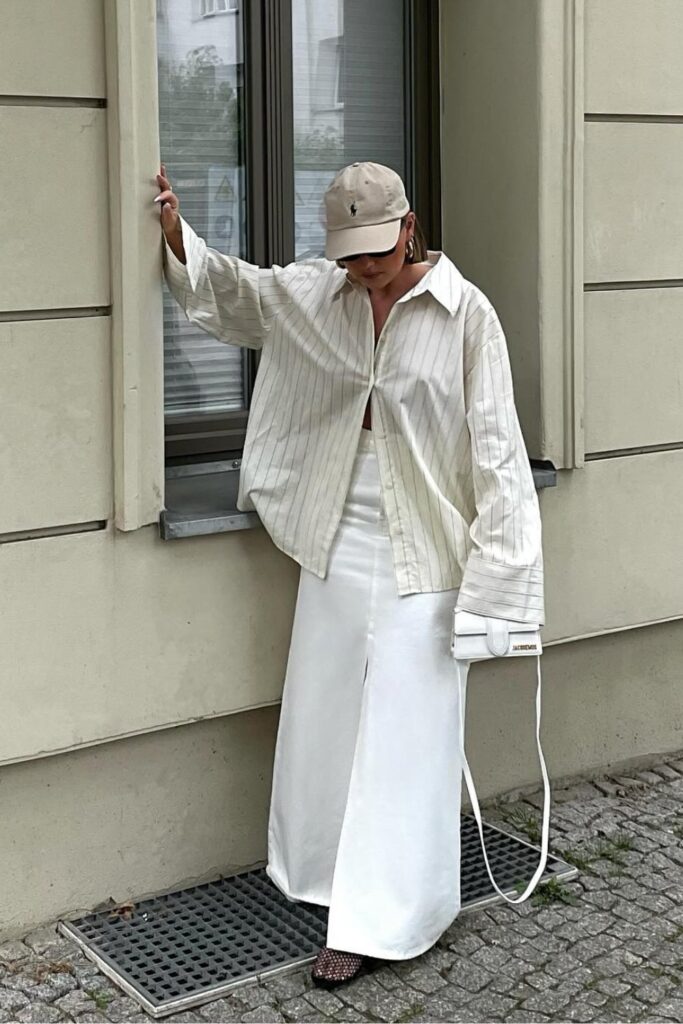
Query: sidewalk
1 752 681 1024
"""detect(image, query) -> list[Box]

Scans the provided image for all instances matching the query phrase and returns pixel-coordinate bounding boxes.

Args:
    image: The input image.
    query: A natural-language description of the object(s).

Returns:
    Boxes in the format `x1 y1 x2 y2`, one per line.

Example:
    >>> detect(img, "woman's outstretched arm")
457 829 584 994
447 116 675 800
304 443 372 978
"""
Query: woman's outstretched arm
154 164 293 350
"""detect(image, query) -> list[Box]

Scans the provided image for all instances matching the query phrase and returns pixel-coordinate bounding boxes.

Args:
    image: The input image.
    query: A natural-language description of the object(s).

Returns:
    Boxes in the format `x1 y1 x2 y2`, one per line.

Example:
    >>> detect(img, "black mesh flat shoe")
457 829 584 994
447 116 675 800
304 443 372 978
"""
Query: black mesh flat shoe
311 945 372 989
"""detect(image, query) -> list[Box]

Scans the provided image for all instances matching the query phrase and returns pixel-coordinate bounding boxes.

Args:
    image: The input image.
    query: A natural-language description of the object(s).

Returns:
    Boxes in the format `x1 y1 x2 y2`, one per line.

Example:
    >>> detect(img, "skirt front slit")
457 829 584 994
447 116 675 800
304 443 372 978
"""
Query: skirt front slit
266 428 470 960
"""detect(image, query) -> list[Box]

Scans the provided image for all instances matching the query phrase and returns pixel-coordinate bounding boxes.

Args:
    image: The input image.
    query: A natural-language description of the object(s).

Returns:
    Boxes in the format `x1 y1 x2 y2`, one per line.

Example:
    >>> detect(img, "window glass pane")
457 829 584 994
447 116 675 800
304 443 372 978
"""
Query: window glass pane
157 0 246 419
292 0 407 260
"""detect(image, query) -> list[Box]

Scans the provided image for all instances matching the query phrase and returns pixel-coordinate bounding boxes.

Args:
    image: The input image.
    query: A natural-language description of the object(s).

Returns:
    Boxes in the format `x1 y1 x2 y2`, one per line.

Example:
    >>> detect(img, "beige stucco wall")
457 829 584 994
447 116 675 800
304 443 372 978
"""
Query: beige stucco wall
437 0 544 459
0 0 106 97
0 525 299 765
584 289 683 452
0 0 681 935
584 0 683 115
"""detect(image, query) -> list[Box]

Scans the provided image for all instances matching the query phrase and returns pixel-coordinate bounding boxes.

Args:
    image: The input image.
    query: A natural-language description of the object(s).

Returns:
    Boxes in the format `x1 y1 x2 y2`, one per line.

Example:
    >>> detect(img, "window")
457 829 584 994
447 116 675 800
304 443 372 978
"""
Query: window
336 39 345 107
293 1 408 261
157 0 440 462
312 36 345 113
201 0 238 17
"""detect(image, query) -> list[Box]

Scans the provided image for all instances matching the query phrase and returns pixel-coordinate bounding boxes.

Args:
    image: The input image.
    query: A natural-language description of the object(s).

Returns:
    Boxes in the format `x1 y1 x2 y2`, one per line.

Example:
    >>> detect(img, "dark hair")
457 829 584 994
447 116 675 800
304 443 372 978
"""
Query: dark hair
409 215 428 262
335 213 428 268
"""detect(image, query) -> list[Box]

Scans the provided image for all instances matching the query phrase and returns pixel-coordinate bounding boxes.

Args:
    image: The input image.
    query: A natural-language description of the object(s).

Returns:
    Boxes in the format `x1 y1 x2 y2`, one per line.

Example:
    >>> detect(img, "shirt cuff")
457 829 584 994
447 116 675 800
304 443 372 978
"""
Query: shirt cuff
456 553 545 625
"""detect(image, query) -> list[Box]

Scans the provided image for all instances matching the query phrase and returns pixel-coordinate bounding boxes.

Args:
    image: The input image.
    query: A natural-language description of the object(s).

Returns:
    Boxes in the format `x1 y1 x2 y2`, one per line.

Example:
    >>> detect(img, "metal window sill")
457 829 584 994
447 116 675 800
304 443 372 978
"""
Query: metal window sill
531 461 558 489
159 459 557 541
159 461 261 540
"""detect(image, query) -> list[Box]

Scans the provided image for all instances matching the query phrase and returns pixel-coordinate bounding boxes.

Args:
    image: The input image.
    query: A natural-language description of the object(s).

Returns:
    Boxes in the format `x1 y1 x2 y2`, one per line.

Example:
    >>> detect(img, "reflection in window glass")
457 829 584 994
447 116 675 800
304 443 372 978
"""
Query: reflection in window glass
157 0 246 418
292 0 407 260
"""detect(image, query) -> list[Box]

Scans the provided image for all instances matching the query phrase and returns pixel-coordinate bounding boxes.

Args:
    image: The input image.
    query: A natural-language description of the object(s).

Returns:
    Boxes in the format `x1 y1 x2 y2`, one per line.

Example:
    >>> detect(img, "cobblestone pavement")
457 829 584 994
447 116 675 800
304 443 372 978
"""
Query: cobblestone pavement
1 753 681 1024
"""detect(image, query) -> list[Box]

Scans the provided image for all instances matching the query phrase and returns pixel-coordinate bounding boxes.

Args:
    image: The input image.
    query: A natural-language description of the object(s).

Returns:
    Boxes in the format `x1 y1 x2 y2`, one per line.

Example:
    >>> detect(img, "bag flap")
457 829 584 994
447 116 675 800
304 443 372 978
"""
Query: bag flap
453 609 541 636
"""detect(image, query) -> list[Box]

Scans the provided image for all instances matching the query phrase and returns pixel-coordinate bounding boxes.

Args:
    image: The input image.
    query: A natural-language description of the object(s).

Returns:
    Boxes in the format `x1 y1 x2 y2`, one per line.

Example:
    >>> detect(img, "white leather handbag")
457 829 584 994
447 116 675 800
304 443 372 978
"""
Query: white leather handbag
451 609 550 904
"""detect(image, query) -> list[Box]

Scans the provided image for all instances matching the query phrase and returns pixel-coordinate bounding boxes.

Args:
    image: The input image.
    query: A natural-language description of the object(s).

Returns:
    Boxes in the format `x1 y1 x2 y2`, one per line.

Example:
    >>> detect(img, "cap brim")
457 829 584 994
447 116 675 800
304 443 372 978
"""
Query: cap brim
325 219 402 261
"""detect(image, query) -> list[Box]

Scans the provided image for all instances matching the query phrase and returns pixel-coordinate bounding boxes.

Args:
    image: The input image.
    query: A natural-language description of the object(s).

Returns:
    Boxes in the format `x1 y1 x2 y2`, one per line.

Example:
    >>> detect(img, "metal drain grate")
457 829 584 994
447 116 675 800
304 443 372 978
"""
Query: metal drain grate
460 814 573 907
59 815 576 1018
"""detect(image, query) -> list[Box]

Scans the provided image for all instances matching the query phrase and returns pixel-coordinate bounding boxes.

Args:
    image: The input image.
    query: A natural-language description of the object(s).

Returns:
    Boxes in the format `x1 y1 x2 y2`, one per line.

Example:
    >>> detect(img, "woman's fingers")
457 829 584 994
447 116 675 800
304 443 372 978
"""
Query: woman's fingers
154 188 175 205
156 165 171 189
155 165 181 236
160 202 177 229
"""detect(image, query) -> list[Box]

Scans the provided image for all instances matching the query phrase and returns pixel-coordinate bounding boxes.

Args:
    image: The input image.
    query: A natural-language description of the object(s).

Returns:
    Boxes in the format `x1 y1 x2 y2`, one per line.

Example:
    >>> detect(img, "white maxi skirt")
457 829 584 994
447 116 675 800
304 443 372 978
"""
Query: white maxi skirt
266 427 471 960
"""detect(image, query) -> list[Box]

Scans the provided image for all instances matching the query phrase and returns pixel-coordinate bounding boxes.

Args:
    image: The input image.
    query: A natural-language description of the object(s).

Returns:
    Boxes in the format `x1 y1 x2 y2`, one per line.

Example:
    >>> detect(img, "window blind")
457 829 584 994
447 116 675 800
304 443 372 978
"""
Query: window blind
157 0 246 418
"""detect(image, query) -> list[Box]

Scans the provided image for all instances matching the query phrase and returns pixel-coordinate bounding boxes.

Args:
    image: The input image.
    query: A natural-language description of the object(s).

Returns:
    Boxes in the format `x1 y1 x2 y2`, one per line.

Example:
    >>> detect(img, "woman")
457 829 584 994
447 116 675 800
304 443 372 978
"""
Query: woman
155 160 545 988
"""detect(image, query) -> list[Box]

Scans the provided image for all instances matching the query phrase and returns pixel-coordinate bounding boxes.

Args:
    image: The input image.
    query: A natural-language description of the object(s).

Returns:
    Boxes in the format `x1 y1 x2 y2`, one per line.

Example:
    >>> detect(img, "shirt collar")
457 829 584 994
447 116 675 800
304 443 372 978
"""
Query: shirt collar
331 250 464 317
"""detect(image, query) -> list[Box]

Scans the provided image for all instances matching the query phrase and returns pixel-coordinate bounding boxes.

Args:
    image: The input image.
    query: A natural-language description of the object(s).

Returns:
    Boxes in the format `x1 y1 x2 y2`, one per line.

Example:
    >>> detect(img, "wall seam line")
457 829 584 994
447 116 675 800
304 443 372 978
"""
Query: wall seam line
585 279 683 291
0 521 108 545
0 96 106 107
585 442 683 460
0 307 111 322
586 113 683 124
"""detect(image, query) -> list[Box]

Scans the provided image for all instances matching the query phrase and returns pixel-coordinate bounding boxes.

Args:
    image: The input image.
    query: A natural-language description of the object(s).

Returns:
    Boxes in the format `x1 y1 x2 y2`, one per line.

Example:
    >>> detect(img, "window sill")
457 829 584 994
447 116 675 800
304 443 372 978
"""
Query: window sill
160 459 557 541
531 460 558 489
159 462 260 540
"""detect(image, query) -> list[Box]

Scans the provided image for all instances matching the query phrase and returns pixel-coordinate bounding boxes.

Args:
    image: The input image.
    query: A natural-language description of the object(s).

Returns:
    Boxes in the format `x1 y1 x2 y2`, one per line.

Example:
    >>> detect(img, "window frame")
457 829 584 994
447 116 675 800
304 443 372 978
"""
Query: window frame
163 0 442 465
106 0 166 531
200 0 238 17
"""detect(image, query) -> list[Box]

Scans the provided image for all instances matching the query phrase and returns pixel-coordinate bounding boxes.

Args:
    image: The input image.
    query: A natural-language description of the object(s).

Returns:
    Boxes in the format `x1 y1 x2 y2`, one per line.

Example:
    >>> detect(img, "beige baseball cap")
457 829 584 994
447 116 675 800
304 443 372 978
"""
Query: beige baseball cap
324 161 410 261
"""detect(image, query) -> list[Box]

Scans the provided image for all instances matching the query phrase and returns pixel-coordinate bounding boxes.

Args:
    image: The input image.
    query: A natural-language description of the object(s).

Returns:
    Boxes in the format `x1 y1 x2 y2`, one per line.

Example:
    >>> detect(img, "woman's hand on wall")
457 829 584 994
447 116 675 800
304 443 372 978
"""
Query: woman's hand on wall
154 164 186 264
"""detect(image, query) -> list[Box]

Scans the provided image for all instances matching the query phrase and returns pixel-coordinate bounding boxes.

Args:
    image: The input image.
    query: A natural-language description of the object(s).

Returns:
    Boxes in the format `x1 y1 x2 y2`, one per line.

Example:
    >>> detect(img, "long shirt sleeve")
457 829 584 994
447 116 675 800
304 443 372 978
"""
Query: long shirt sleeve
161 214 293 350
455 301 545 625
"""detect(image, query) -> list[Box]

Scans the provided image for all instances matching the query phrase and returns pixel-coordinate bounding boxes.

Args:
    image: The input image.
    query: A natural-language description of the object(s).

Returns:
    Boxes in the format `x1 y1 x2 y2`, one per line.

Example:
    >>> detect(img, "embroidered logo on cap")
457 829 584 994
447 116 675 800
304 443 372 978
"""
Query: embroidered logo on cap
350 202 357 216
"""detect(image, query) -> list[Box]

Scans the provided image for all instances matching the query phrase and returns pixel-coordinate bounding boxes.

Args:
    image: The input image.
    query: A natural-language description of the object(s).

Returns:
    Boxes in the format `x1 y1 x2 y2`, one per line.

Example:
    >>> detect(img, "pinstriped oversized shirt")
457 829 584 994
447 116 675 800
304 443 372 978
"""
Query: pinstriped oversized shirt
162 215 545 624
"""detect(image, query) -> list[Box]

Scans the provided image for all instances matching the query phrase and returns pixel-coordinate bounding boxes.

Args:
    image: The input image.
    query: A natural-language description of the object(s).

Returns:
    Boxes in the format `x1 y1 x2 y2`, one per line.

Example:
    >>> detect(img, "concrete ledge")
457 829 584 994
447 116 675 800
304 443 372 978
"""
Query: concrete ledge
160 463 260 540
531 460 558 489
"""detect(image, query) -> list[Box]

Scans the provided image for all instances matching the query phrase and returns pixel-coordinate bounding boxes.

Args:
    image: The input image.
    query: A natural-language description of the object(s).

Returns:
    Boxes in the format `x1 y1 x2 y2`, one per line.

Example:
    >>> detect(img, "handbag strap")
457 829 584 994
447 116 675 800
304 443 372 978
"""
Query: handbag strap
455 655 550 903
